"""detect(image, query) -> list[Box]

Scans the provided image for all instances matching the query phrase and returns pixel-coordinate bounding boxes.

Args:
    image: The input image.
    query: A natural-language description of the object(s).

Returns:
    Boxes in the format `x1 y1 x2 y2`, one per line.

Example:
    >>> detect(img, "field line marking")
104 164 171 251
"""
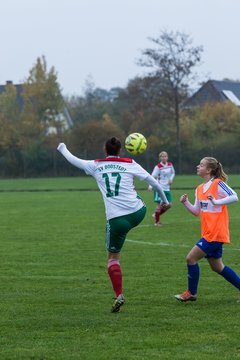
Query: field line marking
126 239 189 248
126 239 240 251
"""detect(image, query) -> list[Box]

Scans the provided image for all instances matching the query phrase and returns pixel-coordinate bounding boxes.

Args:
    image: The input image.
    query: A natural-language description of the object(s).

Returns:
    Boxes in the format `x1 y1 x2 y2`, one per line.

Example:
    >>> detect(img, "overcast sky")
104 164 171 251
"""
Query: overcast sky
1 0 240 96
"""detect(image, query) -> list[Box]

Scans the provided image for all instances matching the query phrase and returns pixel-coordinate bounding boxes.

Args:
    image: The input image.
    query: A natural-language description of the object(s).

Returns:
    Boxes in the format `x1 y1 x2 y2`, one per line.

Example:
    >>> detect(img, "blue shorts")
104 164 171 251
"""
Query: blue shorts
196 238 223 259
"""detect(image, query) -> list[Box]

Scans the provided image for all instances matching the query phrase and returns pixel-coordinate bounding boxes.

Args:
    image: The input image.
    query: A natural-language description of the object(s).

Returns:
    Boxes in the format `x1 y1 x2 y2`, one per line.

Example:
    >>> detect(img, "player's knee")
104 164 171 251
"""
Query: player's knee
208 259 224 273
186 254 196 265
210 263 224 273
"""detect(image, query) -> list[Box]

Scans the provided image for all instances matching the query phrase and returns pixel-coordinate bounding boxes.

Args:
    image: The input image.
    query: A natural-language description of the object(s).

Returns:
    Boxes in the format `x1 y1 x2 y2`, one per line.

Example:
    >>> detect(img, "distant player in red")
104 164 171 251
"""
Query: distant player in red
148 151 175 226
175 157 240 302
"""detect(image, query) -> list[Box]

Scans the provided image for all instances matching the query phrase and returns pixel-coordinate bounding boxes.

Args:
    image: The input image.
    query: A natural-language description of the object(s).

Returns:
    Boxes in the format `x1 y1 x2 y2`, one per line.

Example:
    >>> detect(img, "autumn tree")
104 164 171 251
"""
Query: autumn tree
0 83 23 175
69 113 125 160
115 76 175 132
22 56 64 137
20 56 64 176
65 85 121 125
0 56 65 176
0 83 21 149
181 102 240 172
114 76 165 133
138 30 203 172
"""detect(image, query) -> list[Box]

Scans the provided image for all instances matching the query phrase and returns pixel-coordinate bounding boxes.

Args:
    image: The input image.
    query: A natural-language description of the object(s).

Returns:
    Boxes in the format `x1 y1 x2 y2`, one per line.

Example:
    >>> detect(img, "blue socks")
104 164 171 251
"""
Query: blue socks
187 264 240 295
219 265 240 289
187 264 199 295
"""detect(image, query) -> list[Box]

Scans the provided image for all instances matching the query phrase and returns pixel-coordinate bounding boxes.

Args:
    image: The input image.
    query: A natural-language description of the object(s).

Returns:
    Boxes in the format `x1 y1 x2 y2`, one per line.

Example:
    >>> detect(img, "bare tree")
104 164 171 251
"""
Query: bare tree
138 30 203 172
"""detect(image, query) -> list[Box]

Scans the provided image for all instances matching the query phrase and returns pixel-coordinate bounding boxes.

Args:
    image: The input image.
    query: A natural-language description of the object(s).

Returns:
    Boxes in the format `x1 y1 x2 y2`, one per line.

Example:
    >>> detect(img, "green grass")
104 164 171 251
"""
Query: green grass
0 176 98 191
0 176 240 359
0 174 239 191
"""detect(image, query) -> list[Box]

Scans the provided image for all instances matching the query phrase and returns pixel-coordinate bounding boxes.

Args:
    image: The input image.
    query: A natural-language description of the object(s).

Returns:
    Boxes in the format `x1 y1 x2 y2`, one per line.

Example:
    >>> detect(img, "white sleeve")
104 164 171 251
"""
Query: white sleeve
211 194 238 205
182 190 200 216
170 165 175 182
151 165 159 179
183 199 200 216
57 143 94 174
210 181 239 205
145 175 169 204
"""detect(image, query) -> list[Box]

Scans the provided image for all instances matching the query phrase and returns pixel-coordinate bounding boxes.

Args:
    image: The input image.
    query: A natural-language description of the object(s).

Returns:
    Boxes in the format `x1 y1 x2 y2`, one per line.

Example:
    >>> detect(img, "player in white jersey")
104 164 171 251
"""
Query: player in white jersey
148 151 175 225
57 137 170 312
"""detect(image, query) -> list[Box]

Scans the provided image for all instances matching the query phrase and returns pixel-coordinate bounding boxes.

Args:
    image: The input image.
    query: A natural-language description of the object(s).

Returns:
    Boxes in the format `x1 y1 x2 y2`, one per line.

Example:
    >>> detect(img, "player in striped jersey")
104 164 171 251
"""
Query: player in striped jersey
175 157 240 302
57 137 170 312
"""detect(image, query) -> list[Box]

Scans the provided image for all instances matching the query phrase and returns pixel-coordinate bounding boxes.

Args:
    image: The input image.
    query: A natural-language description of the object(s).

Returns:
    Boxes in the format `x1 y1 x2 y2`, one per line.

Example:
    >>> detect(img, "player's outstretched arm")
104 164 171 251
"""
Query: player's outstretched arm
57 143 89 170
145 175 169 205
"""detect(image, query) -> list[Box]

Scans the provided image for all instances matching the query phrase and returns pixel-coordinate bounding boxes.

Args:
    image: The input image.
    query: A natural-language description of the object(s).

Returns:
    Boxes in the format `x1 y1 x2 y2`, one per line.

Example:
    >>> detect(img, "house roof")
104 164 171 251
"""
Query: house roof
0 81 24 108
0 80 74 129
183 79 240 108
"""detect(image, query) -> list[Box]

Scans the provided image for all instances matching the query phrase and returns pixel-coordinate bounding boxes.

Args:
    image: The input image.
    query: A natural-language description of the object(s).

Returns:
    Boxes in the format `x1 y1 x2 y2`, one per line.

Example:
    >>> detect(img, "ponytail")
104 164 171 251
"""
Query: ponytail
204 157 228 182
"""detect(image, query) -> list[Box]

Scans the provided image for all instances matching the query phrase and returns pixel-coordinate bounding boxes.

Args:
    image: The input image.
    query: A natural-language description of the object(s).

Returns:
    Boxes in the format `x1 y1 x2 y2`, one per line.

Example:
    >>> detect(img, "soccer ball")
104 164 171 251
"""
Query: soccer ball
125 133 147 155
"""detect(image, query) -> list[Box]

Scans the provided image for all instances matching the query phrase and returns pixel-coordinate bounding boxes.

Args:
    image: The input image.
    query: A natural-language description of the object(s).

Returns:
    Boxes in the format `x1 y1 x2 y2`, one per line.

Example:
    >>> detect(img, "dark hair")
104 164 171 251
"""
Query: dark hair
203 157 228 182
105 137 121 156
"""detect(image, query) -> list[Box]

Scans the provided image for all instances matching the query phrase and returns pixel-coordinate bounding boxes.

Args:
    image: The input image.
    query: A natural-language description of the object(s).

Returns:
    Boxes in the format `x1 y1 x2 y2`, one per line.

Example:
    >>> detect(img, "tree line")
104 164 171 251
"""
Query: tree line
1 31 240 178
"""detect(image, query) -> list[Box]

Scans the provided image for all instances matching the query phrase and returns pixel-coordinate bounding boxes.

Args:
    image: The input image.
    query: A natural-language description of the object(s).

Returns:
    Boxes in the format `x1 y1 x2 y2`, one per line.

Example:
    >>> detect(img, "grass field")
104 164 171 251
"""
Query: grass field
0 176 240 359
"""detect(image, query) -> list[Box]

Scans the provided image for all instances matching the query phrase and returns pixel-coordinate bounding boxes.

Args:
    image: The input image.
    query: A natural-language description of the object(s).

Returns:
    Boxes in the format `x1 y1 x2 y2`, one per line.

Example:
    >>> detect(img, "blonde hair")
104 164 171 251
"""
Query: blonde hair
203 157 228 182
159 151 168 157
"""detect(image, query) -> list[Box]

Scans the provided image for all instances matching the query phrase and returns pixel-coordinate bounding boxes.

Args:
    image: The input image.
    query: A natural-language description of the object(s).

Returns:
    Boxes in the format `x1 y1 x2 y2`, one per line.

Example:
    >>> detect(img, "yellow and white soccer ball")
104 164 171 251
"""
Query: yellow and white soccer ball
125 133 147 155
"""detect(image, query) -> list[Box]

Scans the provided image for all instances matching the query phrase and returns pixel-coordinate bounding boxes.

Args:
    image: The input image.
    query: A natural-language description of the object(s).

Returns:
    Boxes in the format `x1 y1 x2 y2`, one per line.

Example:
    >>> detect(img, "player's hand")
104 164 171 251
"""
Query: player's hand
148 185 153 191
57 143 66 152
180 194 188 203
207 193 216 204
